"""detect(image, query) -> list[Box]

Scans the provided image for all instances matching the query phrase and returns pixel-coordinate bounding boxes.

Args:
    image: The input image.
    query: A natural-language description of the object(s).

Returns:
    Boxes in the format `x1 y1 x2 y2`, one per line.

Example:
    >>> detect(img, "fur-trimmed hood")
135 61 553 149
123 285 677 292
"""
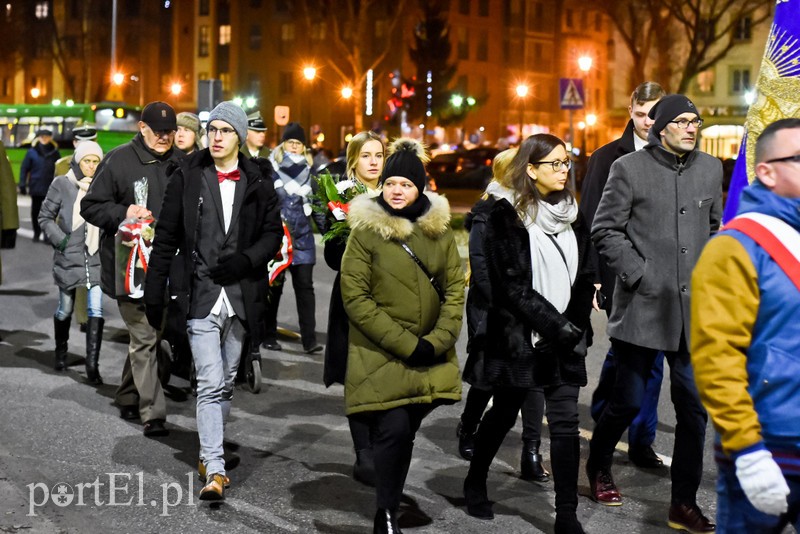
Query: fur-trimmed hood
347 192 452 241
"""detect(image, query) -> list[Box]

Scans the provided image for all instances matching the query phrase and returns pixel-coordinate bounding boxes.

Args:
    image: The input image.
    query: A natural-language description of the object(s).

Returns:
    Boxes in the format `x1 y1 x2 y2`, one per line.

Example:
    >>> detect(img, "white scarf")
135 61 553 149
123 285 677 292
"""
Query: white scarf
486 183 579 343
68 170 100 255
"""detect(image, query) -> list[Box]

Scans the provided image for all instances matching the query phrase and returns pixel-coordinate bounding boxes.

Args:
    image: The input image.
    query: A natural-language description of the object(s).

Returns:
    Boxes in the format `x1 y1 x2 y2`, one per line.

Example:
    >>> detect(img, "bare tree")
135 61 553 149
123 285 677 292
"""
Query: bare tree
299 0 408 131
600 0 772 93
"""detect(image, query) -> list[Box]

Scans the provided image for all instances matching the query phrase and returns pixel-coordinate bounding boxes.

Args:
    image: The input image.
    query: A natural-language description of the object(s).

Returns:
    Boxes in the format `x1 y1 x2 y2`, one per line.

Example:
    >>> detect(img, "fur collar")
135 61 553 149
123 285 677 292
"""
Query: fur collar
348 192 452 241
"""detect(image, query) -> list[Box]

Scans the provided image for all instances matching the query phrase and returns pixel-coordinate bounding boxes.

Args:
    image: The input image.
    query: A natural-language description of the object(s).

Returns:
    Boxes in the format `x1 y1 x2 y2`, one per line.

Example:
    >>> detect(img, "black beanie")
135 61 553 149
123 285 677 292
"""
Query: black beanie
648 94 701 137
281 122 306 145
380 139 428 194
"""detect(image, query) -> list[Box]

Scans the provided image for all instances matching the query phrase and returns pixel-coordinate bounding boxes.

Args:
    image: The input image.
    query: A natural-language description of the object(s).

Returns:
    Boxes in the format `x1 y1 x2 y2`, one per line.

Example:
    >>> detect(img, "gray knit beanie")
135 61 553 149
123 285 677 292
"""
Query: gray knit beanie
208 101 248 146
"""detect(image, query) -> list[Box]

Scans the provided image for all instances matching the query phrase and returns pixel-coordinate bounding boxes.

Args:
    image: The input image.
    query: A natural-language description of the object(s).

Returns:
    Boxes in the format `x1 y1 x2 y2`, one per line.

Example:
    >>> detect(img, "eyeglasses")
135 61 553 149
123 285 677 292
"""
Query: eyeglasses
532 158 571 171
669 118 704 129
208 126 237 137
764 154 800 165
285 140 303 147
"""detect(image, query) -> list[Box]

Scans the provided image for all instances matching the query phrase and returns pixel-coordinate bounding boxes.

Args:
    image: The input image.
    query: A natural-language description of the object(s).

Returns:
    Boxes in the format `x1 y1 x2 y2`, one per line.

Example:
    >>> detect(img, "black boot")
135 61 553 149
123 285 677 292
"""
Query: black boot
520 439 550 482
53 316 71 371
372 508 402 534
456 420 479 461
550 436 585 534
353 447 376 487
85 317 104 385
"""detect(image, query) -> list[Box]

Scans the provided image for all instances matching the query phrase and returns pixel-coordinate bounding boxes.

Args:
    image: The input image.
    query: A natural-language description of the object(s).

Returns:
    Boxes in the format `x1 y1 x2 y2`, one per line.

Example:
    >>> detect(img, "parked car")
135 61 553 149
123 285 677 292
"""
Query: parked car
427 147 498 190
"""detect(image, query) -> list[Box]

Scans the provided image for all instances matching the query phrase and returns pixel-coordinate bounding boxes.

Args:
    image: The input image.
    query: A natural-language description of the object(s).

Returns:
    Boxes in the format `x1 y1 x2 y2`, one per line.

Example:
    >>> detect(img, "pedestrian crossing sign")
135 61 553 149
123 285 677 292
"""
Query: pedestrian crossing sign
560 78 585 110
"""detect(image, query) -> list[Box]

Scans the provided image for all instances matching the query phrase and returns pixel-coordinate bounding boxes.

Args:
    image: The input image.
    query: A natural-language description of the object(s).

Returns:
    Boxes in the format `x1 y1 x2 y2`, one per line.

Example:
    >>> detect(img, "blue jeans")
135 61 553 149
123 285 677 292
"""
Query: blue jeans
587 337 708 504
590 347 664 448
55 286 103 321
187 306 245 477
716 462 800 533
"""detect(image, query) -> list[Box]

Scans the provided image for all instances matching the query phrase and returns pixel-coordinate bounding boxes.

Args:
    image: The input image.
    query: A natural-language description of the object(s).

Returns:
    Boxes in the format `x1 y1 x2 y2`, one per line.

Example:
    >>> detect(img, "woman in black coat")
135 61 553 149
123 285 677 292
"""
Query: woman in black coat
462 134 595 534
321 131 385 486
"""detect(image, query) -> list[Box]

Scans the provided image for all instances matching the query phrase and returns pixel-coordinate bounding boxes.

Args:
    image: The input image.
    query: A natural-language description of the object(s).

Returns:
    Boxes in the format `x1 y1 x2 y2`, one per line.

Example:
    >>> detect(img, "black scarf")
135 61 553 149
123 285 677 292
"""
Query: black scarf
377 193 431 222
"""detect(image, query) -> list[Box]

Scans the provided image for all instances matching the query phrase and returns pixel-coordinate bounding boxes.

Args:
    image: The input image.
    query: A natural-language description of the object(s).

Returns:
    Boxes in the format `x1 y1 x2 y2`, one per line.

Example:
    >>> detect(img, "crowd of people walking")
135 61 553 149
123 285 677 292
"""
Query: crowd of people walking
2 87 799 534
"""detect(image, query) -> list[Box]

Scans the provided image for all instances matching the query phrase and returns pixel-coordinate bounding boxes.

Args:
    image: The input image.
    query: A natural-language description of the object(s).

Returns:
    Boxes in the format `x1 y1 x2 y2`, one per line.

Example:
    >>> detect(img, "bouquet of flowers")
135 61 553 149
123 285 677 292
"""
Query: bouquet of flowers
114 216 156 298
312 171 367 243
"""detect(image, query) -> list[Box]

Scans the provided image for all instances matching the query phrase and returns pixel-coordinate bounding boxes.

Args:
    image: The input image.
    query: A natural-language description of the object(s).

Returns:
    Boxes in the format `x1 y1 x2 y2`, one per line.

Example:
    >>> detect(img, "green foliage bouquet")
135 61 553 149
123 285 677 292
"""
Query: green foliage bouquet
313 171 367 243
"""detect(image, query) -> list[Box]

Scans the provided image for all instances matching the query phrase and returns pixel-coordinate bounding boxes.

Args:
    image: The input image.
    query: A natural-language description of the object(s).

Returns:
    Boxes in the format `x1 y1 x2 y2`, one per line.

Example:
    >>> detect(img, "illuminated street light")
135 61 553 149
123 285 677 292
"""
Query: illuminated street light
466 96 476 106
245 96 257 108
586 113 597 126
451 94 464 108
303 66 316 81
341 86 353 99
170 82 182 96
30 87 41 99
578 56 593 73
744 89 756 106
516 84 529 98
232 97 244 107
112 72 125 85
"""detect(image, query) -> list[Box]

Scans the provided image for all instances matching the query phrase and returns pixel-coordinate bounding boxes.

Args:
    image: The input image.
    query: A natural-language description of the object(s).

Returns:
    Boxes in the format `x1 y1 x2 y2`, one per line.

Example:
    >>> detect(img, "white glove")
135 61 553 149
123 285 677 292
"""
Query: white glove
734 449 790 516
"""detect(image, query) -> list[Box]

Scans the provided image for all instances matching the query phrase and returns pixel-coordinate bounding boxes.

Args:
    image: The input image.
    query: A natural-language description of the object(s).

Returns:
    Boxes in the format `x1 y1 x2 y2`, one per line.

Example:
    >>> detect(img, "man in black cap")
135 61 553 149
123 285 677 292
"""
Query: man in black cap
81 101 182 438
586 94 721 532
19 128 61 241
241 111 269 158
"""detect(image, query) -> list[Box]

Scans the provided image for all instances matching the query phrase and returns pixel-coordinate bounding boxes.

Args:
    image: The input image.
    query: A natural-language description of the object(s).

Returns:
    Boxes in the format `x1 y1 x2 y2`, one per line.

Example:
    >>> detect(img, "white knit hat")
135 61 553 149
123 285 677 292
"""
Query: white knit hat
73 141 103 163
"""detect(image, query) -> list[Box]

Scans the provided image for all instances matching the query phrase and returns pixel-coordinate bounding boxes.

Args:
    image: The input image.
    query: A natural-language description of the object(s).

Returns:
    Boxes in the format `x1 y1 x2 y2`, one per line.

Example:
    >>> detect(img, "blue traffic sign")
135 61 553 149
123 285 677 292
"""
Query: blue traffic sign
560 78 585 110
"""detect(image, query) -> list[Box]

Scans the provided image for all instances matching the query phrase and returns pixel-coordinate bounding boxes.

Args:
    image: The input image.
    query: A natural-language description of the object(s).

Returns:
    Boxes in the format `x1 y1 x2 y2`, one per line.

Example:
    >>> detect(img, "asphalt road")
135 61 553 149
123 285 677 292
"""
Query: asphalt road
0 195 726 534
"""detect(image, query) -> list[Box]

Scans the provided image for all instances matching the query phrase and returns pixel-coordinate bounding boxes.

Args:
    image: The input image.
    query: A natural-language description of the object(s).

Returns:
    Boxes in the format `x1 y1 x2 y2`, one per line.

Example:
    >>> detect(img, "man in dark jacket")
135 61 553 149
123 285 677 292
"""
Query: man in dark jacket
587 95 721 533
81 101 182 437
144 102 282 501
19 129 61 242
579 81 667 469
240 112 271 159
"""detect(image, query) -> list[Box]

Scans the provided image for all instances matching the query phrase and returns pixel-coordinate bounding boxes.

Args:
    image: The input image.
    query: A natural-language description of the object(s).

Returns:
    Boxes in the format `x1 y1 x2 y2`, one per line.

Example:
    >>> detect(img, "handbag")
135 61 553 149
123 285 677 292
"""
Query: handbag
399 241 446 303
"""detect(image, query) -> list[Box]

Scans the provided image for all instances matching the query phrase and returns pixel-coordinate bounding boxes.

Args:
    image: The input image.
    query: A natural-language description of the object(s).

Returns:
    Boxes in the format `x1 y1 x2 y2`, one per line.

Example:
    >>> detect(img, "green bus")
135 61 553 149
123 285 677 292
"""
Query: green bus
0 102 141 179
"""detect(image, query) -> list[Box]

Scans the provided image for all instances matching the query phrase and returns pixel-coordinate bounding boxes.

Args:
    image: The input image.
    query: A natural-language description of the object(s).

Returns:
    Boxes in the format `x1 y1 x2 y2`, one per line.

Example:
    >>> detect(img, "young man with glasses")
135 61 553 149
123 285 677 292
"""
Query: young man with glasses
144 101 283 501
587 94 722 533
81 101 182 438
580 82 669 471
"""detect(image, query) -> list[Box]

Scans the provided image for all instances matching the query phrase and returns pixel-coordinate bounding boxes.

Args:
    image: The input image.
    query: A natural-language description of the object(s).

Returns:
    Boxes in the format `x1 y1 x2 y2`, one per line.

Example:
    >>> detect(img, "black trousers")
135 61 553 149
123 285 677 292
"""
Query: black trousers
355 404 432 510
31 195 44 239
460 385 546 442
265 263 317 349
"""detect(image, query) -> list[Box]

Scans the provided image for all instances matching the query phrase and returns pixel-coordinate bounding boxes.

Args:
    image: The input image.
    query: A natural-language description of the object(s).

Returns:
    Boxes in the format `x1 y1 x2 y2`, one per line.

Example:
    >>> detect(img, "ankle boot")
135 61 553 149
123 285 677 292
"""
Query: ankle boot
456 420 479 461
463 473 494 520
520 439 550 482
85 317 104 384
550 436 585 534
372 508 402 534
353 447 376 487
53 316 71 371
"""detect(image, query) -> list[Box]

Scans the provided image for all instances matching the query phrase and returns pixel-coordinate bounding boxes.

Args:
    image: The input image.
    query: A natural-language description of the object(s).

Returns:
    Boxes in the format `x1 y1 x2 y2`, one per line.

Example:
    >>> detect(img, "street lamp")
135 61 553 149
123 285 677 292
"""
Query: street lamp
112 72 125 86
341 86 353 99
515 84 529 142
303 66 316 81
302 65 317 134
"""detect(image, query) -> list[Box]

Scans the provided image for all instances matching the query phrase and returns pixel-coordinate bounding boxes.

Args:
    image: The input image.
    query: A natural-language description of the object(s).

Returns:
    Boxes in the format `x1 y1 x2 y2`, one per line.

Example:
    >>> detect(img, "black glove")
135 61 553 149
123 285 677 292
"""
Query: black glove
0 229 17 249
209 253 252 286
535 321 583 353
406 338 439 367
18 185 27 196
145 304 165 330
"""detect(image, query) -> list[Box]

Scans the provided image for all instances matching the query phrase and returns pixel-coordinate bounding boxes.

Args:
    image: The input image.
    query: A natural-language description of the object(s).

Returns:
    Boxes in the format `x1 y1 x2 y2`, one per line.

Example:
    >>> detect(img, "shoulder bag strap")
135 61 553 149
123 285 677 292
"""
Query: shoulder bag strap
399 241 446 303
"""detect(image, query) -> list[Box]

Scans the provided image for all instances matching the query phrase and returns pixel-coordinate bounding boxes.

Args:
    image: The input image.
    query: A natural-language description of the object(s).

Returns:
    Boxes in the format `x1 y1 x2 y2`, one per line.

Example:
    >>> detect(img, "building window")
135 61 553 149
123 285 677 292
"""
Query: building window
198 25 210 57
479 0 489 16
67 0 80 18
250 0 262 6
459 0 470 15
250 25 262 50
457 27 469 60
311 22 326 40
249 73 260 93
475 75 488 97
219 72 231 92
219 24 231 46
2 77 11 97
565 9 573 28
695 69 715 94
477 30 489 61
199 0 210 16
699 18 715 41
508 37 523 68
457 75 468 94
276 0 288 12
279 23 295 55
730 67 751 94
279 71 293 95
35 1 48 19
595 13 602 32
507 0 523 28
734 16 752 41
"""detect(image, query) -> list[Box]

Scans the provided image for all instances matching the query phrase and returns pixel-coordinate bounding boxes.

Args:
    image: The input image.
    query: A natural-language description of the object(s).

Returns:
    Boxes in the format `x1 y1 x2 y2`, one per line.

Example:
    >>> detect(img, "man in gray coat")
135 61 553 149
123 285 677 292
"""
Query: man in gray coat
586 94 721 533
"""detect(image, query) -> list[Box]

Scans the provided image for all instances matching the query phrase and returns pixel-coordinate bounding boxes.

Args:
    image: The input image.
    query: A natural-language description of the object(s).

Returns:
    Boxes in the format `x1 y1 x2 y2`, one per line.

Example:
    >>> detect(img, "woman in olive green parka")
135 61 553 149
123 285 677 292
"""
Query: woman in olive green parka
340 138 464 534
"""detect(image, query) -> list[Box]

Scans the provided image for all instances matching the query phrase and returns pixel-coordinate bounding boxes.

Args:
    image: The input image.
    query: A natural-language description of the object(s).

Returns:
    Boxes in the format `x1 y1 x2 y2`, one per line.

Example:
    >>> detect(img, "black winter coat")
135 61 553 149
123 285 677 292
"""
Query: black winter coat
578 120 636 312
465 196 595 389
143 150 283 342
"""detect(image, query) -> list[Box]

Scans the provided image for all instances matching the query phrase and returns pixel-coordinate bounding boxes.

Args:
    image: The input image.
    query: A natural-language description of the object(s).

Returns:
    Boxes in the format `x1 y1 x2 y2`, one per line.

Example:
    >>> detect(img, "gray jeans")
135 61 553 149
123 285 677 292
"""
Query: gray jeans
187 306 244 477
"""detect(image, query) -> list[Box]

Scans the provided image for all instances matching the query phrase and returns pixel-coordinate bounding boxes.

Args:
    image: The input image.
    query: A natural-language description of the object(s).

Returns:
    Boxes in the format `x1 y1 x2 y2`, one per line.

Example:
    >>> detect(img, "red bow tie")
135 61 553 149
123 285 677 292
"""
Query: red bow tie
217 169 240 183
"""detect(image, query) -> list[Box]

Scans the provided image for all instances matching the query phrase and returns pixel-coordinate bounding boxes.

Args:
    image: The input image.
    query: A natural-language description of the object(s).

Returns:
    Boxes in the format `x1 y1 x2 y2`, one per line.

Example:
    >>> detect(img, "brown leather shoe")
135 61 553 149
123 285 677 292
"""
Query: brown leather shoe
199 473 226 501
667 502 715 533
588 468 622 506
197 460 230 488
